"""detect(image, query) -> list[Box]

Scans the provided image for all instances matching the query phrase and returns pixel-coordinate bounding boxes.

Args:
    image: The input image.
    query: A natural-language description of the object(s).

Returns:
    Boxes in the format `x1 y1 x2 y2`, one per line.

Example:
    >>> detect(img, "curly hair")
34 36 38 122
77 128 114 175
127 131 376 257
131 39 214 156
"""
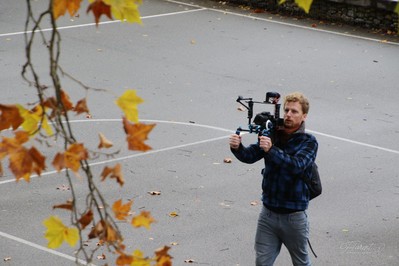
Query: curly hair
284 92 310 114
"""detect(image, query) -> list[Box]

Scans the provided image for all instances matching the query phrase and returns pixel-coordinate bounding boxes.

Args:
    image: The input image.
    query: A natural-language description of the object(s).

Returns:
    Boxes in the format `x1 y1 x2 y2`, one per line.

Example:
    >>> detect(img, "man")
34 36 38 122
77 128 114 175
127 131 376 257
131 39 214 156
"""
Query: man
229 92 318 266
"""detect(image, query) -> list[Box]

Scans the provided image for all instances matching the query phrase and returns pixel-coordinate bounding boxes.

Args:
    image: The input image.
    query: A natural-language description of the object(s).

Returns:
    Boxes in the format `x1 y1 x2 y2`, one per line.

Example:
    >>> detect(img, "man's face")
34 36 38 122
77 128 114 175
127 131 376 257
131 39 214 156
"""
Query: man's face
283 101 307 133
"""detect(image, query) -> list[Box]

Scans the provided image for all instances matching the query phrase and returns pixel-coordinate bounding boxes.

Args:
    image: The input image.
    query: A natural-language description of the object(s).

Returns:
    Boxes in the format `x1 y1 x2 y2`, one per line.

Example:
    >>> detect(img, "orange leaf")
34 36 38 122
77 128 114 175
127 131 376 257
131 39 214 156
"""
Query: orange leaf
0 104 24 131
61 90 74 112
112 199 133 221
100 164 124 186
98 132 113 149
52 143 88 172
131 211 155 229
53 0 82 19
5 141 46 182
155 246 173 264
88 220 122 243
116 253 133 266
123 117 155 152
73 98 90 115
87 0 112 25
78 210 93 229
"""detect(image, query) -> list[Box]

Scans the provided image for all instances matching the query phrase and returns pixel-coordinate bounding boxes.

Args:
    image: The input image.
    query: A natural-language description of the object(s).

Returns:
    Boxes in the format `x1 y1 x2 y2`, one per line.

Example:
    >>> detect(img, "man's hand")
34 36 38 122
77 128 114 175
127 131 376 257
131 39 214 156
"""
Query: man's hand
229 134 241 150
259 136 272 152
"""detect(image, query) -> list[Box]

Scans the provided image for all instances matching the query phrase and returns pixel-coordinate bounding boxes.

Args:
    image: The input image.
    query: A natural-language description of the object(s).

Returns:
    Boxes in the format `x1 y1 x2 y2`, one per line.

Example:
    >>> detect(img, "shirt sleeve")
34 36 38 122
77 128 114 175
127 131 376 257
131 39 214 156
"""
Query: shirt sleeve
267 135 318 175
231 143 264 164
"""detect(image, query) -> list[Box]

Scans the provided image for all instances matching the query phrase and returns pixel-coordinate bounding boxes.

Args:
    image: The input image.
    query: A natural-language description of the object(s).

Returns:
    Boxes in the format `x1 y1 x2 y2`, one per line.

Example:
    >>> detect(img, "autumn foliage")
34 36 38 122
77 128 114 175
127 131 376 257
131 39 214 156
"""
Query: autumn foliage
0 0 172 265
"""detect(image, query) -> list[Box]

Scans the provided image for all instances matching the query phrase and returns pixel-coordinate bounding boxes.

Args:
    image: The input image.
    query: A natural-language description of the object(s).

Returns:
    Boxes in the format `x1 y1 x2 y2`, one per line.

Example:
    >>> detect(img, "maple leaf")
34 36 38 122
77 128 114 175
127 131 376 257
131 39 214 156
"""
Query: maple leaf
131 249 151 266
52 143 88 173
53 0 83 19
16 104 53 136
88 220 122 243
104 0 143 24
1 133 46 182
116 90 144 123
98 132 113 149
112 199 133 220
43 216 79 248
100 163 124 186
87 0 113 25
123 117 155 152
131 211 155 229
0 104 24 131
154 246 173 265
116 253 133 266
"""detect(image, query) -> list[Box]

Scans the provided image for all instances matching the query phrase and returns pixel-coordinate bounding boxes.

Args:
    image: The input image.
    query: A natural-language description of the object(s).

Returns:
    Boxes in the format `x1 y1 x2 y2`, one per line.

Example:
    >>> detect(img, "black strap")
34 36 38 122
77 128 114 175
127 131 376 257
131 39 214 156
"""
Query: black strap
308 239 318 258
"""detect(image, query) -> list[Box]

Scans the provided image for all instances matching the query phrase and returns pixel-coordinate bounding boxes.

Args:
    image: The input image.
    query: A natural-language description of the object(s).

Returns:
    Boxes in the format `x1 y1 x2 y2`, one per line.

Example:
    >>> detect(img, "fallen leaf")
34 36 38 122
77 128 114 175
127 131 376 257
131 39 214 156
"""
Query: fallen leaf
53 200 74 211
131 211 155 229
169 211 179 217
112 199 133 220
148 191 161 195
250 200 259 206
56 184 70 191
223 158 232 163
97 253 106 260
237 105 246 112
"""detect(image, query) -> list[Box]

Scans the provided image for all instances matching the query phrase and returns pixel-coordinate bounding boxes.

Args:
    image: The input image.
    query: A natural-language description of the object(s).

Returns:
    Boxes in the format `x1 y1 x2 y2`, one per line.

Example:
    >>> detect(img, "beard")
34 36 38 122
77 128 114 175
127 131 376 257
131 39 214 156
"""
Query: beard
284 120 294 128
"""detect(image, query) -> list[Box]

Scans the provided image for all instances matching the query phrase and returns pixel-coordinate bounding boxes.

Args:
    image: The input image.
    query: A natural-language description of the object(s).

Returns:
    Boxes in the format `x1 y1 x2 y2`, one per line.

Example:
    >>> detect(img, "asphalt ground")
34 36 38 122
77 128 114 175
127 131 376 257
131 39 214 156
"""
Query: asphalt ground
1 0 399 265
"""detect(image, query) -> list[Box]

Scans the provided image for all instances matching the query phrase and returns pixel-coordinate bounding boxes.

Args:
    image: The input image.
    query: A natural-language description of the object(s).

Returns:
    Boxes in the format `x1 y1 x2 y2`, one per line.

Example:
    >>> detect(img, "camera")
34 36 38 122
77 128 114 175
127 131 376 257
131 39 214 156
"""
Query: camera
235 92 284 138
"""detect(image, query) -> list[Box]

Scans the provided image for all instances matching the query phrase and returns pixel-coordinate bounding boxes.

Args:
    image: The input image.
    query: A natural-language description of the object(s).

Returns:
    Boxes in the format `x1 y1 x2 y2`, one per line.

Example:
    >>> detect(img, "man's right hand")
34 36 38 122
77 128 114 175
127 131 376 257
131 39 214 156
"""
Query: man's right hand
229 134 241 150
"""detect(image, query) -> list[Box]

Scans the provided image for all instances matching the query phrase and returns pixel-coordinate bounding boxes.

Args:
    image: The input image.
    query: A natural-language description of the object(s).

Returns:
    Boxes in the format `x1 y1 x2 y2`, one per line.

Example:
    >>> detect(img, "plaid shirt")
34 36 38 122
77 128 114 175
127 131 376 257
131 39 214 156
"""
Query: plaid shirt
232 124 318 211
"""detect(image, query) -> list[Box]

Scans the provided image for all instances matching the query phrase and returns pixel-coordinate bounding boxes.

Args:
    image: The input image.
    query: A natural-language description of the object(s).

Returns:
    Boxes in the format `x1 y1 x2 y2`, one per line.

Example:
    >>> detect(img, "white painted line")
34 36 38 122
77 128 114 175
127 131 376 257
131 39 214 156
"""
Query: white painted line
0 8 205 38
0 231 93 265
166 0 399 46
0 119 397 186
308 129 399 155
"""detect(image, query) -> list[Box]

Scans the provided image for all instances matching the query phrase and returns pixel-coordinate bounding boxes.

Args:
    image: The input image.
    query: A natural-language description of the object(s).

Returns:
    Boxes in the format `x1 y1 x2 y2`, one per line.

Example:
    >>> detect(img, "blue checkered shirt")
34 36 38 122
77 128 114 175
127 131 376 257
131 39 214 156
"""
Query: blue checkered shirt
231 125 318 211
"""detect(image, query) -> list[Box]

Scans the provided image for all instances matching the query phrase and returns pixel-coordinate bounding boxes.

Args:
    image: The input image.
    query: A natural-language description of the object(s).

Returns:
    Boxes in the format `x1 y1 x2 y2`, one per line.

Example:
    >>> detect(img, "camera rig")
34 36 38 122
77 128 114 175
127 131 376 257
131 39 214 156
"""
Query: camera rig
235 92 284 137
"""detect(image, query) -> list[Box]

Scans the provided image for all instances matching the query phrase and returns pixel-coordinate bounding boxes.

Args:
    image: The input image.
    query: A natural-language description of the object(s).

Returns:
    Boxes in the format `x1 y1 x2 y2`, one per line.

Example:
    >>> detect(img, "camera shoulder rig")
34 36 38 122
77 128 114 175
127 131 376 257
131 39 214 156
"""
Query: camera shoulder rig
235 92 284 138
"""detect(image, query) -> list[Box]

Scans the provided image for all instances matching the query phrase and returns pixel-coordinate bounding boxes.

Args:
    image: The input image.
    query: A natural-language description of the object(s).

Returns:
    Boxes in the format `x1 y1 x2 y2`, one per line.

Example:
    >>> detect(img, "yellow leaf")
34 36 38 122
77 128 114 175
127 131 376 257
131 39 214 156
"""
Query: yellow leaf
116 90 144 123
131 249 151 266
131 211 155 229
104 0 142 24
294 0 313 13
17 104 53 136
43 216 79 248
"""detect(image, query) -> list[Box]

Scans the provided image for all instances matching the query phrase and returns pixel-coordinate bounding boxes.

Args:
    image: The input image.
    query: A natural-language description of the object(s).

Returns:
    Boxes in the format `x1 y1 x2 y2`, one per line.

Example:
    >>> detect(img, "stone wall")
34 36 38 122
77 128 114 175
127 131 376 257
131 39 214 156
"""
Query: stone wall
223 0 398 32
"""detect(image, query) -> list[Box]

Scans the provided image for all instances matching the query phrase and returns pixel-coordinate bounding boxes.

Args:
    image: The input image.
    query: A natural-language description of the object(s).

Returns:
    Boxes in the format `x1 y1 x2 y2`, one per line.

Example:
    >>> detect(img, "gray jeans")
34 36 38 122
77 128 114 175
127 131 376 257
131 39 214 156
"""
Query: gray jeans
255 206 311 266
